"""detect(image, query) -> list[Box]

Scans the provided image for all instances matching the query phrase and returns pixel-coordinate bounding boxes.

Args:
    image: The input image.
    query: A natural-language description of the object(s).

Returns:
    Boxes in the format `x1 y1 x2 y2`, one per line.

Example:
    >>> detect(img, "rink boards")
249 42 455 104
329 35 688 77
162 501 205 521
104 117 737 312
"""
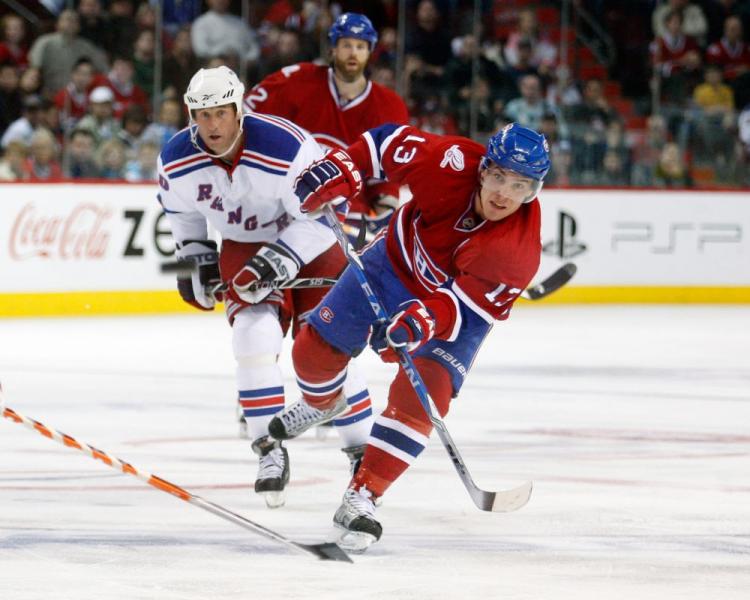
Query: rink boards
0 183 748 317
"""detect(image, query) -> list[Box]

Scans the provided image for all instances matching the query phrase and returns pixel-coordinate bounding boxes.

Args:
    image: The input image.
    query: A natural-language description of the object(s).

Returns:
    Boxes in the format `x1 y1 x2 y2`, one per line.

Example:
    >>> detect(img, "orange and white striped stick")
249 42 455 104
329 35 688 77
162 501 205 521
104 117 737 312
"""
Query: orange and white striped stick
0 384 351 563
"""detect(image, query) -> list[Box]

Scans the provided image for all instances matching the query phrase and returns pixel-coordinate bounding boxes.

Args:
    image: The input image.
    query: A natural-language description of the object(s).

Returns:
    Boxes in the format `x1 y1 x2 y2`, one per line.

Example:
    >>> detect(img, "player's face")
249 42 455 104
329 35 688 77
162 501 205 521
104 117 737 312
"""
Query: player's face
476 166 538 221
332 38 370 82
193 104 240 155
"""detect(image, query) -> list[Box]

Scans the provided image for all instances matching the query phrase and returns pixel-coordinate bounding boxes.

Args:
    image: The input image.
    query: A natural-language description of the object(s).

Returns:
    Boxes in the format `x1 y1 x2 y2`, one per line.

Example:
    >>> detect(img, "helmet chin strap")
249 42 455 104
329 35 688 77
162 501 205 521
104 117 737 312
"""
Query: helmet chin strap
189 117 244 160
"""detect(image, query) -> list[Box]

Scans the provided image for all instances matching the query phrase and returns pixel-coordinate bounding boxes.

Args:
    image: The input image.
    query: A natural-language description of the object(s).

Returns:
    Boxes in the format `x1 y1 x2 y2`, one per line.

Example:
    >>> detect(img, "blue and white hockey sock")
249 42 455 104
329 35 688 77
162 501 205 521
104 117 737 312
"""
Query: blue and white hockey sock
237 365 285 442
332 364 375 448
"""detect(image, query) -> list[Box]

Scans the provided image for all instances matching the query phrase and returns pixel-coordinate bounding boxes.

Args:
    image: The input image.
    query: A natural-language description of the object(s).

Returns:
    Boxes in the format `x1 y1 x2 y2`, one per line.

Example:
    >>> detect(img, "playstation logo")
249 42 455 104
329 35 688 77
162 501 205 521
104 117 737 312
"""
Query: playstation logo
542 210 587 259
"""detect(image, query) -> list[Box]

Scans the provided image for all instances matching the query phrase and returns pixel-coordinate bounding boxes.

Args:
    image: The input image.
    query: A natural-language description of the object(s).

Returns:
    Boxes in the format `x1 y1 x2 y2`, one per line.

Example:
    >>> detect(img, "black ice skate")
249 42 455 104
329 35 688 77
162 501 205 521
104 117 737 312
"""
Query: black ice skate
333 486 382 553
251 436 289 508
268 393 348 440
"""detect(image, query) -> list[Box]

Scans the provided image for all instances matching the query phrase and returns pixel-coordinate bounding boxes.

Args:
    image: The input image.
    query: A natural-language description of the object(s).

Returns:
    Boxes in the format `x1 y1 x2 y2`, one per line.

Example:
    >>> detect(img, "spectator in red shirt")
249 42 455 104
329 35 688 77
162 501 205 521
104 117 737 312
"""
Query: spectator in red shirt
706 16 750 80
706 15 750 108
650 9 702 105
53 57 95 132
91 55 149 119
0 14 28 70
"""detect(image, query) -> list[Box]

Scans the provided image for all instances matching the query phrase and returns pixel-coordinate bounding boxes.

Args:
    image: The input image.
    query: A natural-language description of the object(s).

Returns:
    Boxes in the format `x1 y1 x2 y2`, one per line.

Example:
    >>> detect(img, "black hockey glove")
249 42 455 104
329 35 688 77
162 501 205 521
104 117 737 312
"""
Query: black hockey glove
175 240 222 311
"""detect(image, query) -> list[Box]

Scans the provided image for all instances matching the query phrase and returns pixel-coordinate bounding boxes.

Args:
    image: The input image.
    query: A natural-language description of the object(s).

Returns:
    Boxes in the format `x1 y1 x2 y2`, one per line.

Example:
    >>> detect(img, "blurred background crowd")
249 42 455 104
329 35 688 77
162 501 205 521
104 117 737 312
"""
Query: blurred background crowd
0 0 749 188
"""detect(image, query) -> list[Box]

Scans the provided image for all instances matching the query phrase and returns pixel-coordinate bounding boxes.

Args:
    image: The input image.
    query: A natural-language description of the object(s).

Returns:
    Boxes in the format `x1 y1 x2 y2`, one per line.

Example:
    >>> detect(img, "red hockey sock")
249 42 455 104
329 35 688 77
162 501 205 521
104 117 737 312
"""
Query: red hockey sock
351 446 404 497
351 359 453 498
292 325 350 409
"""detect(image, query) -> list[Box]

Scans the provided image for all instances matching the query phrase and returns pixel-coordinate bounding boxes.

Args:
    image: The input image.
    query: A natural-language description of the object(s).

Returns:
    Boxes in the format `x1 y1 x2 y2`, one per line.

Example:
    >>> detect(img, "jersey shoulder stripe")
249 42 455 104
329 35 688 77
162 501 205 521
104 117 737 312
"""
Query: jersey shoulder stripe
243 113 307 163
239 149 291 177
168 160 214 179
159 127 200 167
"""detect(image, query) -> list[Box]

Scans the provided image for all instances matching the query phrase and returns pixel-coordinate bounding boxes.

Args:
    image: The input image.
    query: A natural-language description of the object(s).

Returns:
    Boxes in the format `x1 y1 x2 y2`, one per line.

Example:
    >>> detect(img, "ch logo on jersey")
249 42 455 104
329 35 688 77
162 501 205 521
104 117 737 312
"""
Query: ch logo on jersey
319 306 334 324
412 242 447 290
440 145 465 171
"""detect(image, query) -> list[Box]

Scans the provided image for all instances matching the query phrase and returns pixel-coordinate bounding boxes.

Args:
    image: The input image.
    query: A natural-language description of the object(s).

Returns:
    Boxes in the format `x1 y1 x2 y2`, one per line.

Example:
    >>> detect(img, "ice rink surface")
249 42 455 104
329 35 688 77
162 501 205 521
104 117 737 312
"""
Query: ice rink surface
1 305 749 600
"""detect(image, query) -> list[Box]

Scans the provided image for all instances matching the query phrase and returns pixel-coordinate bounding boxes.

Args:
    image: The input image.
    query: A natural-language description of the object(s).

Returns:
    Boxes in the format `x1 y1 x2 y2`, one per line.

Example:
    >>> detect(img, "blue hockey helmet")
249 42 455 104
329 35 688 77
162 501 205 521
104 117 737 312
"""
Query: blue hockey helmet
484 123 551 182
328 12 379 49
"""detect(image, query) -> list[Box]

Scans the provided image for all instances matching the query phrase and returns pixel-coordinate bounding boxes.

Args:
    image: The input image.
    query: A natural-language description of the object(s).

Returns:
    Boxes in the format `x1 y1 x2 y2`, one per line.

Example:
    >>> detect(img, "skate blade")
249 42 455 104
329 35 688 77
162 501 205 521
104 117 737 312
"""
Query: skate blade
261 491 286 509
335 528 377 554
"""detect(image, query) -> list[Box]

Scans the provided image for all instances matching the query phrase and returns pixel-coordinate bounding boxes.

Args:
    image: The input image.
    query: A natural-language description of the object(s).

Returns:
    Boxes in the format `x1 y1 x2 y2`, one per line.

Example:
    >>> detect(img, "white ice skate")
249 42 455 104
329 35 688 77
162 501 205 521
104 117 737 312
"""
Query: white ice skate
268 393 348 440
333 486 382 553
251 436 289 508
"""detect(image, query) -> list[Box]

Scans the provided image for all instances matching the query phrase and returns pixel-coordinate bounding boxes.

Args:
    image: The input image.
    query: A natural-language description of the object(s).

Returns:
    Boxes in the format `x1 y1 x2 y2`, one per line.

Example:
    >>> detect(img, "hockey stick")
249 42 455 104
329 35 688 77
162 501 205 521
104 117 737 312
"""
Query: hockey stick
207 277 338 298
0 385 351 563
522 263 577 301
160 260 338 289
163 260 574 302
322 205 532 513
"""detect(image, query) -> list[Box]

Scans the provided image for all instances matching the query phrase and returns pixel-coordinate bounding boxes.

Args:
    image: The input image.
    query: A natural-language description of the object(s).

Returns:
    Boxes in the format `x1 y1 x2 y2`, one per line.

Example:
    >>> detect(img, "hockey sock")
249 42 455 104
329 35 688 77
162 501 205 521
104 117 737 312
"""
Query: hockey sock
352 408 432 497
237 365 286 441
293 325 351 409
331 362 374 448
350 359 453 497
232 307 286 441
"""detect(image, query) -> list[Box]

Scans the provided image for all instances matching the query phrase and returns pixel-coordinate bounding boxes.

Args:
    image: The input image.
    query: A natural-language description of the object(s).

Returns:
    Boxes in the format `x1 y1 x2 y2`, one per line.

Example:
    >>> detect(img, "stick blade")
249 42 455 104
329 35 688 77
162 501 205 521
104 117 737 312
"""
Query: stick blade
524 263 577 300
299 542 353 563
561 262 577 278
471 480 533 513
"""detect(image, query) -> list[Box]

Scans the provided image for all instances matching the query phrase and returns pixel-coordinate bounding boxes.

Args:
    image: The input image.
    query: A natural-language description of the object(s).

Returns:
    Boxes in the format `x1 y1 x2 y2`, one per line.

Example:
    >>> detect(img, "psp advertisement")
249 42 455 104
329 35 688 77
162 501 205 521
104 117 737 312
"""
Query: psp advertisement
538 189 749 286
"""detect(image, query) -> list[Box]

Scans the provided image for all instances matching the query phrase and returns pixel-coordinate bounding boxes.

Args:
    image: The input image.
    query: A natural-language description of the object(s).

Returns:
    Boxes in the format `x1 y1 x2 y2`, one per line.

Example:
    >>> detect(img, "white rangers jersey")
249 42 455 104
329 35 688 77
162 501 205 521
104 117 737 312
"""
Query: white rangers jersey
157 112 334 264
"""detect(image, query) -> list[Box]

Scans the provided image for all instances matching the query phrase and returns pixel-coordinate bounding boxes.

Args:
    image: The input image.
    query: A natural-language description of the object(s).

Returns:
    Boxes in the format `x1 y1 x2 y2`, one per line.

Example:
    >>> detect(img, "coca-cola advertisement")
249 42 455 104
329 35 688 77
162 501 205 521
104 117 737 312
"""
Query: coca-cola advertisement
9 203 112 261
0 184 174 294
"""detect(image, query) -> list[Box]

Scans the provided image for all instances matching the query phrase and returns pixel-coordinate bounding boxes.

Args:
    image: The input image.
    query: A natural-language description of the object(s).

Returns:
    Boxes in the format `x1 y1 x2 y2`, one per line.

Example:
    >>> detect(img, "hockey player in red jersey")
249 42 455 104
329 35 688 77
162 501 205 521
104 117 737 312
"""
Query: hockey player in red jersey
243 12 408 225
269 122 550 551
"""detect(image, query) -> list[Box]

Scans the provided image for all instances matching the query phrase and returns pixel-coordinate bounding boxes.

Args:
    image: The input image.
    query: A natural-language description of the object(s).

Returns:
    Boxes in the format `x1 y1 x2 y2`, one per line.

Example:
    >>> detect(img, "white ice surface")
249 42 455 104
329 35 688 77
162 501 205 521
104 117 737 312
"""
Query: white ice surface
1 306 749 600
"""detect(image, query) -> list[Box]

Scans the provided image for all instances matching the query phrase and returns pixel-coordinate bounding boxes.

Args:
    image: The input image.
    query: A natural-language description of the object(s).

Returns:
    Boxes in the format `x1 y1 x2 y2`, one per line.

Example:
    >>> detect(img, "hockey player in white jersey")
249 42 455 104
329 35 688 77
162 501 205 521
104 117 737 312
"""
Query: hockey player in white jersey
157 66 374 508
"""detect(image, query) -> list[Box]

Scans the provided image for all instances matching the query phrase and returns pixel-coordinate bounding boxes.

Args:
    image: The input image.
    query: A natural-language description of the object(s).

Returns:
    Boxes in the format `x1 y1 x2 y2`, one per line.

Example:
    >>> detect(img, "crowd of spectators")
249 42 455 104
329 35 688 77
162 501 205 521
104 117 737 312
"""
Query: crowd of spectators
0 0 749 188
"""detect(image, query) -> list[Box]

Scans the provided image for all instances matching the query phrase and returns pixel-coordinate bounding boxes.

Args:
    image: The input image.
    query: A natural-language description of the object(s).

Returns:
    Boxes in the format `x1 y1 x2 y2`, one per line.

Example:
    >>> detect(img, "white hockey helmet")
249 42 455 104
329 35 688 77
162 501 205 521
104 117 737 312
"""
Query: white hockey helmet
183 66 245 117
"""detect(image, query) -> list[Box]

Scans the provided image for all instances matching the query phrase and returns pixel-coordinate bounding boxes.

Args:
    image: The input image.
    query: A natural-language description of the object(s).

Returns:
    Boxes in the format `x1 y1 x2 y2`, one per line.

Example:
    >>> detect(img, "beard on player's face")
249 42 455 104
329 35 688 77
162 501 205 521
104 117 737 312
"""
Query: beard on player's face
331 40 369 82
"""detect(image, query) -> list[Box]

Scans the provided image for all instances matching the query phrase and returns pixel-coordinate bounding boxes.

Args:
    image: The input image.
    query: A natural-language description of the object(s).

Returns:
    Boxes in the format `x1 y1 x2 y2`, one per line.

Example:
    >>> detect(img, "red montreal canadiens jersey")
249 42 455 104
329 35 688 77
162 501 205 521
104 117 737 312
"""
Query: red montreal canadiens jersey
706 39 750 80
244 63 409 212
348 124 542 328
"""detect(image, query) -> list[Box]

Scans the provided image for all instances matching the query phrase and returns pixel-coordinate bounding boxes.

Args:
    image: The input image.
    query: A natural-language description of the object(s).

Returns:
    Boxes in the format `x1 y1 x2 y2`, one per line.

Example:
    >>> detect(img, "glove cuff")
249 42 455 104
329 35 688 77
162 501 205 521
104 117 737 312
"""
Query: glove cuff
422 295 456 340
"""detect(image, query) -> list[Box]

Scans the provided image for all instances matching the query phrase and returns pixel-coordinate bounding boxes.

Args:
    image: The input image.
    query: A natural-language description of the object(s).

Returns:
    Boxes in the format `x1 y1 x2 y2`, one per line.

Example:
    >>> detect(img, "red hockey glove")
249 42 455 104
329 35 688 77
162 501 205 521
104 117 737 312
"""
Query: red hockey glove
176 240 222 311
232 242 301 304
294 149 363 213
375 300 436 363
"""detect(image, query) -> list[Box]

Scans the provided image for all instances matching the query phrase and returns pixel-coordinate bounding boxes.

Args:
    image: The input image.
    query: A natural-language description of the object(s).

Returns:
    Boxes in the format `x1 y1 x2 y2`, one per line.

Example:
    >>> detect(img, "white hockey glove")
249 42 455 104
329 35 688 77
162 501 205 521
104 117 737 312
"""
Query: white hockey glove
175 240 222 311
232 242 301 304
